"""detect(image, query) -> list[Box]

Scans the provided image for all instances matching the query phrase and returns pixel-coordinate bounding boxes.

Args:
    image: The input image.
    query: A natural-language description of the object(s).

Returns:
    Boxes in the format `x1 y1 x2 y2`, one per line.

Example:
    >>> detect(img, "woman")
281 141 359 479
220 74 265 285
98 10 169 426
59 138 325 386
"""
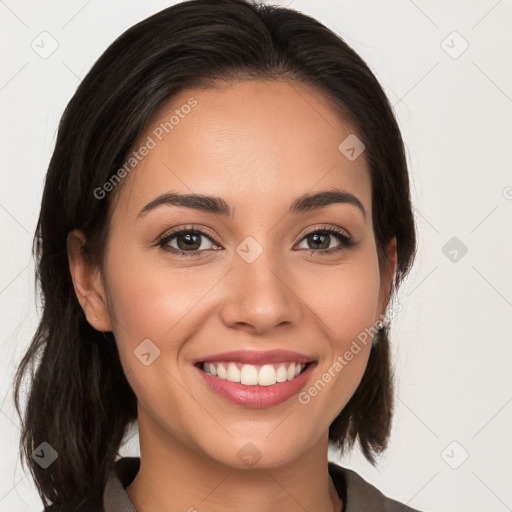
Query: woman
13 0 419 510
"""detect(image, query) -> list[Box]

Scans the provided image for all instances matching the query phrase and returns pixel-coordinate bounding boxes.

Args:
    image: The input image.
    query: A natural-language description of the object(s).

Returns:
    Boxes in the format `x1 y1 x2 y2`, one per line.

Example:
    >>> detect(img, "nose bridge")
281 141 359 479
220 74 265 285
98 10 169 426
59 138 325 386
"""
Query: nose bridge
219 236 301 332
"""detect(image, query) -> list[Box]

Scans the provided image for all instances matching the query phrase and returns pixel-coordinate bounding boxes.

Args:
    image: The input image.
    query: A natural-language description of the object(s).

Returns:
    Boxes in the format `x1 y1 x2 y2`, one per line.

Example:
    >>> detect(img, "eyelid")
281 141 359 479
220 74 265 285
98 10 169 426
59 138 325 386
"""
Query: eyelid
155 224 219 244
300 223 352 240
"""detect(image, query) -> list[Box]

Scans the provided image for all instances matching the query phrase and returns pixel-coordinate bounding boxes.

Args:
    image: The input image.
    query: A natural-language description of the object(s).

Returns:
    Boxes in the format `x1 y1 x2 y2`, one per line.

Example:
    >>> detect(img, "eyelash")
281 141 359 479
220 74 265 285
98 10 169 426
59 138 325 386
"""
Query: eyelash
155 224 356 258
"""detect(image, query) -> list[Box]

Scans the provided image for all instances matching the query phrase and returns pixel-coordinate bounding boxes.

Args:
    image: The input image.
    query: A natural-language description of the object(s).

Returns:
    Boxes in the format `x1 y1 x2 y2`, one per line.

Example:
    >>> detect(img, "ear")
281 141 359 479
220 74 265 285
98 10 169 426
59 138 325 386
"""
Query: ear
67 229 112 332
378 236 398 319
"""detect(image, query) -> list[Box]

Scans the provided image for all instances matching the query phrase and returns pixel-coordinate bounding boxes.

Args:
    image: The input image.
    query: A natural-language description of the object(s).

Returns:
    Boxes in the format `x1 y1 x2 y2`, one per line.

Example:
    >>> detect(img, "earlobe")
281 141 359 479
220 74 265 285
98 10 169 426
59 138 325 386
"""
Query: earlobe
67 229 112 332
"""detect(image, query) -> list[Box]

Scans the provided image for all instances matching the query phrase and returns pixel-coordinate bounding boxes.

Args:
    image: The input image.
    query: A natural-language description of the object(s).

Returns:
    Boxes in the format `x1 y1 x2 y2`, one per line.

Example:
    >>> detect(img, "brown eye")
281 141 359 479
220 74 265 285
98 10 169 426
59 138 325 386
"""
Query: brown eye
295 227 355 255
158 228 221 257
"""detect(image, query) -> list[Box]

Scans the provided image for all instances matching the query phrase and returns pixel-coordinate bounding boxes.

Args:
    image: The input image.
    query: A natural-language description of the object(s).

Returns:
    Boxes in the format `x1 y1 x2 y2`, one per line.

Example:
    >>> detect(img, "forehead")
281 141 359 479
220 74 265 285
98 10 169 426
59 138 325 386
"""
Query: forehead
112 79 371 221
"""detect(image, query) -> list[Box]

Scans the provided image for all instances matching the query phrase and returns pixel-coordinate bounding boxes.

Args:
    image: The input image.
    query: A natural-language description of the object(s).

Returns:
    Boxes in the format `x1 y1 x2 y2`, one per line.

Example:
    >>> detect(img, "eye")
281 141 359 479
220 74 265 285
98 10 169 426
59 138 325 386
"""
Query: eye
155 224 357 258
156 227 221 257
295 226 356 255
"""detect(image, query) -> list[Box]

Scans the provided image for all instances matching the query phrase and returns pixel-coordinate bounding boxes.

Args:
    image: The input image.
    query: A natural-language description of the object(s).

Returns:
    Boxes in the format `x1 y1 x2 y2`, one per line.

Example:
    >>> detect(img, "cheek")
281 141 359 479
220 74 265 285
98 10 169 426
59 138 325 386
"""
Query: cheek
104 245 204 346
101 246 226 411
300 250 382 354
295 252 381 417
103 254 200 427
331 273 380 351
100 245 180 383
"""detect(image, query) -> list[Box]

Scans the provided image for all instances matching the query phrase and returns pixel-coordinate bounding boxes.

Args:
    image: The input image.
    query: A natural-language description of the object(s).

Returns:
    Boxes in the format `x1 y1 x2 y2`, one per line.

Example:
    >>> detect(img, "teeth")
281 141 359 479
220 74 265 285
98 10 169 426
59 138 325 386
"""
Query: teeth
276 365 288 382
287 363 296 381
217 363 227 379
227 362 241 382
201 361 307 386
258 364 276 386
240 364 258 385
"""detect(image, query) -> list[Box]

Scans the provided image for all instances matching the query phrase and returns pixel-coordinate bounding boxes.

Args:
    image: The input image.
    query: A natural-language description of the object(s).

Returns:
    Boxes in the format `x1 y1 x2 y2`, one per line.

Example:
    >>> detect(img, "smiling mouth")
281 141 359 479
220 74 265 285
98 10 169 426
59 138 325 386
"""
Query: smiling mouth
195 361 313 387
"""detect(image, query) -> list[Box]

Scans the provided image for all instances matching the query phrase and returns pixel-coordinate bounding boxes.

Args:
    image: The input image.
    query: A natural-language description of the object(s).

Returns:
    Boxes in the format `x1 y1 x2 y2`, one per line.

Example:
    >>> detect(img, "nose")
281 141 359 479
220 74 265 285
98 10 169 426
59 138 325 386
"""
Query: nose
219 248 302 335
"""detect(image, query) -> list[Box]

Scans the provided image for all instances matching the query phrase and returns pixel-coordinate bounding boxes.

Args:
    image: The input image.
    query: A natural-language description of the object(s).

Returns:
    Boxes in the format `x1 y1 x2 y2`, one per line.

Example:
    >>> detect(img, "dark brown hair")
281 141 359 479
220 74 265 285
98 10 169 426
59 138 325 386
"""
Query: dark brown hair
13 0 417 509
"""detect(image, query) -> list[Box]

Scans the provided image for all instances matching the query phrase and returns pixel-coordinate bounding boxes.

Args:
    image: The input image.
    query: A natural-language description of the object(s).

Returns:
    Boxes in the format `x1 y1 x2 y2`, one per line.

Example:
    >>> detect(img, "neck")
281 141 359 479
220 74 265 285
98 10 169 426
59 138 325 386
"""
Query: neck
126 413 343 512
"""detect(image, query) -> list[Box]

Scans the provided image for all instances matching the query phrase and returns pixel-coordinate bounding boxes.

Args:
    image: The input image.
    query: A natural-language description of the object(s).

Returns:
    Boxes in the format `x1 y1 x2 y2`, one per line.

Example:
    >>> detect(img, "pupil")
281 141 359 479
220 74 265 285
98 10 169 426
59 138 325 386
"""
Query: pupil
178 233 200 250
310 233 329 250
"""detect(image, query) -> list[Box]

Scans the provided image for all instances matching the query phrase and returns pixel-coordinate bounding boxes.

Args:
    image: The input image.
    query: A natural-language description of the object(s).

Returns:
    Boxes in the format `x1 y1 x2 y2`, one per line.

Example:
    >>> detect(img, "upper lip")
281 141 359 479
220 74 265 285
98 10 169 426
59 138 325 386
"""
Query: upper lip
195 349 316 365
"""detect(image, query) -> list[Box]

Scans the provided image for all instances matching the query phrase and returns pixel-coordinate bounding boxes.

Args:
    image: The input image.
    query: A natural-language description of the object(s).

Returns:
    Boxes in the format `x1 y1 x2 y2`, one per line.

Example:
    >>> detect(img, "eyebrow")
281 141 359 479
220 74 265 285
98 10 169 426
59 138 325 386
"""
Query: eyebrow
137 188 366 220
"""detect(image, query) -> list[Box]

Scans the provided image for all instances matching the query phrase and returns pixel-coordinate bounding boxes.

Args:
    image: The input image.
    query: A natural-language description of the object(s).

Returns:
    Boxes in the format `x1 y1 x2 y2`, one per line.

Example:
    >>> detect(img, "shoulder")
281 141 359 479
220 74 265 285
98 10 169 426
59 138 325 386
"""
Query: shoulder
41 498 103 512
328 462 425 512
41 457 140 512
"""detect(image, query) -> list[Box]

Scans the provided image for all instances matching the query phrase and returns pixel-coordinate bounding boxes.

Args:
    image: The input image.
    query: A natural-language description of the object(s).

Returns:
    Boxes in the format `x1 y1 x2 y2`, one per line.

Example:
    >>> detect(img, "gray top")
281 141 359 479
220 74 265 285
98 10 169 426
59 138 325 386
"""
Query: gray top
99 457 423 512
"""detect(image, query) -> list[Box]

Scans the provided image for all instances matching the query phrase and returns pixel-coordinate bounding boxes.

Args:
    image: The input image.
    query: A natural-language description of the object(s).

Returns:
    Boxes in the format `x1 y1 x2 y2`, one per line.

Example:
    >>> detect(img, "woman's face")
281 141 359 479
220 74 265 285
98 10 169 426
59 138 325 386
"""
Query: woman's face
75 79 396 468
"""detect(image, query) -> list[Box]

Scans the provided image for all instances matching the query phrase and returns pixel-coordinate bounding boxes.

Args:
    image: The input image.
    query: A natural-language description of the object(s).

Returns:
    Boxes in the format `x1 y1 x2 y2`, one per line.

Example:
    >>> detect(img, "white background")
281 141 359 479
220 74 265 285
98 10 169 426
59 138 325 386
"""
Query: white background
1 1 511 511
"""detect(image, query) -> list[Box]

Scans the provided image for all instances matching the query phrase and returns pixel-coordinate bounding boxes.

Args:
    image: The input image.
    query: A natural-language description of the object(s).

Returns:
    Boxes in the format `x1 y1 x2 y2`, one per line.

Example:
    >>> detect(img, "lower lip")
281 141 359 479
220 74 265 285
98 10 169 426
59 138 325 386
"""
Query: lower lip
195 363 316 408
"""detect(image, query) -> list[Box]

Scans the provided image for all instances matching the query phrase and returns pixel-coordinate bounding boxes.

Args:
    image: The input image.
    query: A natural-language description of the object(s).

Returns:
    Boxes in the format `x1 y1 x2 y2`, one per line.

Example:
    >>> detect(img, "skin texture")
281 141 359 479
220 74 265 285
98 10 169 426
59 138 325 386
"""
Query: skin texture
67 79 397 512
